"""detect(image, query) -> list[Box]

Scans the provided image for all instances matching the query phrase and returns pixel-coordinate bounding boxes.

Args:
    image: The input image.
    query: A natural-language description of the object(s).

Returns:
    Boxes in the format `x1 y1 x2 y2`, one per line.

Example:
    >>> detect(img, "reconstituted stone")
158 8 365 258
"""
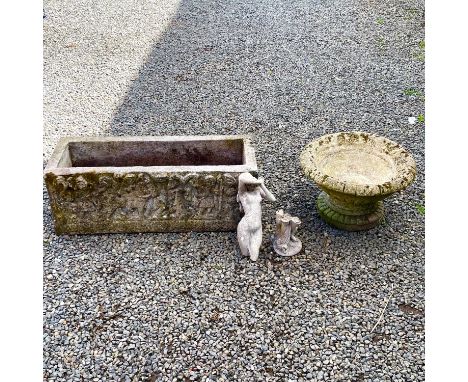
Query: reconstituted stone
44 135 257 234
300 131 416 231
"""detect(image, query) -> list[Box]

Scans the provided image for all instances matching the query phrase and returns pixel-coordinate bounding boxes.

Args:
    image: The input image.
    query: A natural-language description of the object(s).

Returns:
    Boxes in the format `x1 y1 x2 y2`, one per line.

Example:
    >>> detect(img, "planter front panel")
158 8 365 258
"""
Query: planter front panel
45 171 242 234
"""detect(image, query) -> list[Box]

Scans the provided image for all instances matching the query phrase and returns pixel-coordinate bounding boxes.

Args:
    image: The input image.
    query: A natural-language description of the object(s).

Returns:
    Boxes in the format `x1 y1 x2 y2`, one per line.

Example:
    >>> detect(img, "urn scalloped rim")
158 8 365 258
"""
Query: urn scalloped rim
300 131 417 231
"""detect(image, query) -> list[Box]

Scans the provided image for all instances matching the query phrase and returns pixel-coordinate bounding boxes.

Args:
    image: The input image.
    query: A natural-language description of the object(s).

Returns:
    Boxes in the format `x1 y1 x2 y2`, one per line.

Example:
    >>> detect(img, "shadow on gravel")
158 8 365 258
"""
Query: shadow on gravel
109 0 329 137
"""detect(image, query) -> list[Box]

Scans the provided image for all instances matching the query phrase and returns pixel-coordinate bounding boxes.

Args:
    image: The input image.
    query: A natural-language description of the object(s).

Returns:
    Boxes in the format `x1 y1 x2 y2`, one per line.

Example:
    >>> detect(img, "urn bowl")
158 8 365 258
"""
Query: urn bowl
300 132 416 231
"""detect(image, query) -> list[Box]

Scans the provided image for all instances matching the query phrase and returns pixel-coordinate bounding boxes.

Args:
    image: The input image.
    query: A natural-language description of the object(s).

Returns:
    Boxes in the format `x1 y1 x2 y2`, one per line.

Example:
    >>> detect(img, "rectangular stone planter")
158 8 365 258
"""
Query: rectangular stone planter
44 135 257 234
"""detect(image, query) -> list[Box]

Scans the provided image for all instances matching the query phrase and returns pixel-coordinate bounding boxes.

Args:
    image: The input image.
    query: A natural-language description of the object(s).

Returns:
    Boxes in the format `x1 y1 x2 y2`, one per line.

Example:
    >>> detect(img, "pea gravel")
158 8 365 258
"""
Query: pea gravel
43 0 425 381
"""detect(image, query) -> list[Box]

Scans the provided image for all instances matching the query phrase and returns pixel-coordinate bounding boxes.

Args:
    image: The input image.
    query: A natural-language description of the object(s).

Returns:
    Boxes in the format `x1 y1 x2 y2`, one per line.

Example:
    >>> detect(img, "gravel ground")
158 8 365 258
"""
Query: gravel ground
43 0 425 381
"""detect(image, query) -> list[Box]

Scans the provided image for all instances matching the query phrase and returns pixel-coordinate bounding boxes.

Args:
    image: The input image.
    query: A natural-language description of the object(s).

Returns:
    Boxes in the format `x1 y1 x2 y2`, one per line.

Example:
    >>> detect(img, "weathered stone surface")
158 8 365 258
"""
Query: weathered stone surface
272 209 302 257
44 135 257 234
236 173 276 261
300 131 416 231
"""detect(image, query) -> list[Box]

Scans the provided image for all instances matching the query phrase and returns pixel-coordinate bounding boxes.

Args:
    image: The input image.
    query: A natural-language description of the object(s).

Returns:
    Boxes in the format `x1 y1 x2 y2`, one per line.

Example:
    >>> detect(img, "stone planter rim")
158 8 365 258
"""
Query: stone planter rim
300 131 417 197
45 135 258 176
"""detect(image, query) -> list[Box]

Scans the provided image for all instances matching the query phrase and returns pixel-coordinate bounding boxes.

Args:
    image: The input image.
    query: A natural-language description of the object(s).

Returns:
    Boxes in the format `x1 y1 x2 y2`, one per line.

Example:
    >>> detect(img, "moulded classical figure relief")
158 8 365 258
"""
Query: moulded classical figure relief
50 172 243 227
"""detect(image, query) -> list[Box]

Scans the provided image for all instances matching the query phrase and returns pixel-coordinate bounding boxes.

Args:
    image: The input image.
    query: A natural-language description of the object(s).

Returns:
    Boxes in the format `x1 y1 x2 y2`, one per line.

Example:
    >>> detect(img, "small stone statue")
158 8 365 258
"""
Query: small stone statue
272 209 302 257
237 172 276 261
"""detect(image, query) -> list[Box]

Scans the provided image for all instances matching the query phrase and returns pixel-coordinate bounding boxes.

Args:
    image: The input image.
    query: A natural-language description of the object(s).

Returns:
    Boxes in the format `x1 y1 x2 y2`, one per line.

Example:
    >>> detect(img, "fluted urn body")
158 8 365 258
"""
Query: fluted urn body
300 132 416 231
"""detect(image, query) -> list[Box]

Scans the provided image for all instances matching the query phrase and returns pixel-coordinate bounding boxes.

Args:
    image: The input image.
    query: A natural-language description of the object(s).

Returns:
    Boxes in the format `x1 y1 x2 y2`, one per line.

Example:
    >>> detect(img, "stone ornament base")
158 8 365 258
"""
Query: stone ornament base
271 209 302 256
317 192 384 231
272 237 302 257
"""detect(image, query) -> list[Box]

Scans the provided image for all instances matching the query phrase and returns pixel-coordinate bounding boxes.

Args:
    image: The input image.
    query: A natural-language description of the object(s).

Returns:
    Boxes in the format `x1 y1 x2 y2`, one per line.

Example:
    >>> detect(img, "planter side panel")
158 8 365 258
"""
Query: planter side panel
45 171 242 234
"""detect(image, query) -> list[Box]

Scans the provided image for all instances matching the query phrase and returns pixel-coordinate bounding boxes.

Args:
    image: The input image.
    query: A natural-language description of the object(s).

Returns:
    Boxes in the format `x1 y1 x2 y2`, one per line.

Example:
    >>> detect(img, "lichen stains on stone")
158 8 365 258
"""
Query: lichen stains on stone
300 131 416 230
300 131 416 197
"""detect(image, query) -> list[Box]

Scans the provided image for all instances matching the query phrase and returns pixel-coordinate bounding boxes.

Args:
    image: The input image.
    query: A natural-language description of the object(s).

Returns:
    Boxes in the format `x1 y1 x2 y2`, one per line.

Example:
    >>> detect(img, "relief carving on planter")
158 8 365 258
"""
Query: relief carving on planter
49 172 239 224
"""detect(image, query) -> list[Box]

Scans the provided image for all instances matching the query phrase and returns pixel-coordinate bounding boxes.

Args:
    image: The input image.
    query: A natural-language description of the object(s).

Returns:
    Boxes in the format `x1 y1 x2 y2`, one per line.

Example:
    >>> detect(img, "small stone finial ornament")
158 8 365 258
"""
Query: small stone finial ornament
272 209 302 257
237 172 276 261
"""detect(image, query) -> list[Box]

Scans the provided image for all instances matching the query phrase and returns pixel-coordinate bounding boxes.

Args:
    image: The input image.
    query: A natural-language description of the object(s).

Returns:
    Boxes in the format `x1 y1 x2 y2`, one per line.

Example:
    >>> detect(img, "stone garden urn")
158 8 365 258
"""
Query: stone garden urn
300 132 416 231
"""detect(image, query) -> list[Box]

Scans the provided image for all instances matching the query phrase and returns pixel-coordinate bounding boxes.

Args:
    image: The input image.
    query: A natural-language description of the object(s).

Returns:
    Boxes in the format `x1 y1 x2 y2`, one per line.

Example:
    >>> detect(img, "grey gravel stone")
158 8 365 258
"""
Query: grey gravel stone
44 0 424 381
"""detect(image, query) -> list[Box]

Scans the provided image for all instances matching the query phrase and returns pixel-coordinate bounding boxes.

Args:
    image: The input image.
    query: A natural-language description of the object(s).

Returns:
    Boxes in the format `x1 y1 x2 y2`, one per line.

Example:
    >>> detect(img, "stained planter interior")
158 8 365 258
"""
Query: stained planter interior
57 139 245 167
317 149 397 185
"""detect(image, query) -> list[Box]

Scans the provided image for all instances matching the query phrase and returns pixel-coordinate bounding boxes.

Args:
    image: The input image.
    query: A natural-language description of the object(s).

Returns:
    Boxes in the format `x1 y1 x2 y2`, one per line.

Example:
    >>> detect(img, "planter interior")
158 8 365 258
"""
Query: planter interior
58 139 245 168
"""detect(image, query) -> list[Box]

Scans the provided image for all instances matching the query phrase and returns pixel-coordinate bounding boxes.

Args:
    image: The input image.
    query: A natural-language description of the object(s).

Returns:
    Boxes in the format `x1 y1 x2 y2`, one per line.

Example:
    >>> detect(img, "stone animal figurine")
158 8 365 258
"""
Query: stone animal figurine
237 172 276 261
272 209 302 257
